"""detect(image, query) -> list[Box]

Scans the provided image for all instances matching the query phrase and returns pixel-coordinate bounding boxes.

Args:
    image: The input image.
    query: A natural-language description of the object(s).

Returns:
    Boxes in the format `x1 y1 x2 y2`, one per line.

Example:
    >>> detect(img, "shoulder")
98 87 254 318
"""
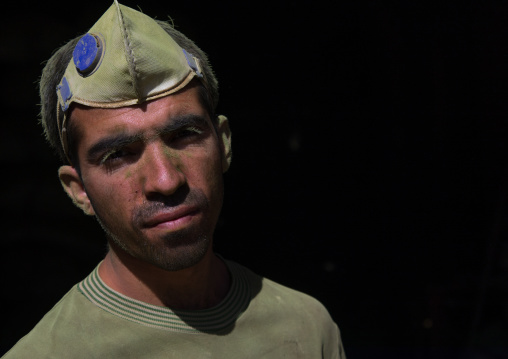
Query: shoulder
226 260 346 358
2 285 99 358
229 259 333 320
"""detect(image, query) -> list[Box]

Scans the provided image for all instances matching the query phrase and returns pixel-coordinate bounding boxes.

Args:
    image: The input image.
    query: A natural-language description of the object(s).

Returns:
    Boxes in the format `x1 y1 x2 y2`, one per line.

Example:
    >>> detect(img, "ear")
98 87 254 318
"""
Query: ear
58 165 95 216
217 115 232 172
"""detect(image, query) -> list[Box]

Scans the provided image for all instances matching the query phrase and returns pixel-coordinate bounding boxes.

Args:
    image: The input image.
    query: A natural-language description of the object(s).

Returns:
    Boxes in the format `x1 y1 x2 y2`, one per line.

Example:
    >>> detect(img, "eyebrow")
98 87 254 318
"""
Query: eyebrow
86 114 209 163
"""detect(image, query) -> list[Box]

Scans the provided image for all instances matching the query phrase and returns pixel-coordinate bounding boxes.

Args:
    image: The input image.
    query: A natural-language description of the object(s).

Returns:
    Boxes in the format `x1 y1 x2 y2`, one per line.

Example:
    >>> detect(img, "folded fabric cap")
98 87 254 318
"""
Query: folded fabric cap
56 0 203 155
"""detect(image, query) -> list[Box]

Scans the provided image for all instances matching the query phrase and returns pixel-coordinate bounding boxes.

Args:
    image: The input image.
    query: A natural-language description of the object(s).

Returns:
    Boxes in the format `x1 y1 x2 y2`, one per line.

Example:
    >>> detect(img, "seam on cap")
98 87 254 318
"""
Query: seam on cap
115 1 141 100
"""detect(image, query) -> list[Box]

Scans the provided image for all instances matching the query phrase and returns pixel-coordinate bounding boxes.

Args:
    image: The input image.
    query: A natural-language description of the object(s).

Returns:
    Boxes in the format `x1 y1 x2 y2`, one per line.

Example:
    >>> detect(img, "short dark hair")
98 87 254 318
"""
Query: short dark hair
39 19 219 165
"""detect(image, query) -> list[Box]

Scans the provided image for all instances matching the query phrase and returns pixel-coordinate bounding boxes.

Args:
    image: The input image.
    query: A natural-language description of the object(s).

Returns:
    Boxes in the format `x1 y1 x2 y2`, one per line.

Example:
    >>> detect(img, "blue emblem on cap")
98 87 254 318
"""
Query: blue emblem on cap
182 49 203 78
73 33 104 77
56 76 72 112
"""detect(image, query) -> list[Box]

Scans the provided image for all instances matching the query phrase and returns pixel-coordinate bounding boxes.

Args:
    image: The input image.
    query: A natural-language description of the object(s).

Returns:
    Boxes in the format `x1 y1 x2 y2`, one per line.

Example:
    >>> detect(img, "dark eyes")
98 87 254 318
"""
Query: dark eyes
171 126 204 142
100 148 133 165
99 126 205 166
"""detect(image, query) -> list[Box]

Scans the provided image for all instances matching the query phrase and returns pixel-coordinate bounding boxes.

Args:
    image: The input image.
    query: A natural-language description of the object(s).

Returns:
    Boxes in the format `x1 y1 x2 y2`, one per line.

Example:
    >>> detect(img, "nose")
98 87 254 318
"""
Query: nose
140 142 186 197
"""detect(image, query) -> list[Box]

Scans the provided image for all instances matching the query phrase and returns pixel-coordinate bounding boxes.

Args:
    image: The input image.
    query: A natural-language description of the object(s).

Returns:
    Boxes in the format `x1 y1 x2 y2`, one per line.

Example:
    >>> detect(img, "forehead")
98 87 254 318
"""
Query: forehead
69 82 207 138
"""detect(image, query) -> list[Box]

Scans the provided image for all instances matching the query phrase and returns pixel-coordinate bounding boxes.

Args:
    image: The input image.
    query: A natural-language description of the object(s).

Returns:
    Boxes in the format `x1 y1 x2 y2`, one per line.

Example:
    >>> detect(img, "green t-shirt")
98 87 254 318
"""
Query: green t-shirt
3 259 346 358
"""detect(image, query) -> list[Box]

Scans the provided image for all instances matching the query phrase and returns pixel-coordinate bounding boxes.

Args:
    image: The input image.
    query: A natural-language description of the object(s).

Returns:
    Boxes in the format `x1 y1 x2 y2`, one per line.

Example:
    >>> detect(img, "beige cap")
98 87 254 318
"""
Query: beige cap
56 0 203 157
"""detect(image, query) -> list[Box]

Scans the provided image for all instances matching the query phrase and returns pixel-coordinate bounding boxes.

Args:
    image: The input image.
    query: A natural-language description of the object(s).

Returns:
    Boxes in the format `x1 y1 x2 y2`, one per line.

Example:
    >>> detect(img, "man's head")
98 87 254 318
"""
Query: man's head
40 1 232 272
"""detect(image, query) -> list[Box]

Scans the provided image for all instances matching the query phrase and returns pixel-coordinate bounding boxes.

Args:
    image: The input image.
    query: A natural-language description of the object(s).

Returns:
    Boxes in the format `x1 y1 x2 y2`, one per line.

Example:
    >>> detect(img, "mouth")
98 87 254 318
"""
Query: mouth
142 206 200 231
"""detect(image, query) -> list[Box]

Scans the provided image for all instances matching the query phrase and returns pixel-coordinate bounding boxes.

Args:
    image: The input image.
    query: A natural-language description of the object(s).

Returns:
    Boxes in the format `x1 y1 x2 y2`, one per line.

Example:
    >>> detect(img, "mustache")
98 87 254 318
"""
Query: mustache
132 187 209 226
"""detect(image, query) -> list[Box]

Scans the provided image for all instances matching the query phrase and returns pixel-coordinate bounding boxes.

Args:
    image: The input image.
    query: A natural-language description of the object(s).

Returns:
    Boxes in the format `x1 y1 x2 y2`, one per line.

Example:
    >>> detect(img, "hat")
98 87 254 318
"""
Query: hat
55 0 203 158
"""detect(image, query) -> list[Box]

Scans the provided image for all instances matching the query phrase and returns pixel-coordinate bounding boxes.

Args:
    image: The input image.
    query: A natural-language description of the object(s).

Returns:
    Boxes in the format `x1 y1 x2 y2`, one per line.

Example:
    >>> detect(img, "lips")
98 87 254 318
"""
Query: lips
142 206 199 229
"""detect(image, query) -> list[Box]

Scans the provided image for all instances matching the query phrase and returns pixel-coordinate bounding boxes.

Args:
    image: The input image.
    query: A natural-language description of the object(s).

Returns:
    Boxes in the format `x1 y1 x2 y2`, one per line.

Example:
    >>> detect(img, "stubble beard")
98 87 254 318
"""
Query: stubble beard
91 188 217 272
101 219 212 272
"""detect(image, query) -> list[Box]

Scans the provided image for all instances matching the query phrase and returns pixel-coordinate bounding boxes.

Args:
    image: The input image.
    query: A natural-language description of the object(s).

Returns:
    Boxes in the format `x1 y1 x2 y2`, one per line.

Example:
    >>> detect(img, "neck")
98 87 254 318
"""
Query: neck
98 244 231 310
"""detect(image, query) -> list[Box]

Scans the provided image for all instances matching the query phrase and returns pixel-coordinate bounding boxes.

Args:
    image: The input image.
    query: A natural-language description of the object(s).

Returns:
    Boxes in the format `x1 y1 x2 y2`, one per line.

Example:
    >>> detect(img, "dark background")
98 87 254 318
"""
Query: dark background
1 1 508 358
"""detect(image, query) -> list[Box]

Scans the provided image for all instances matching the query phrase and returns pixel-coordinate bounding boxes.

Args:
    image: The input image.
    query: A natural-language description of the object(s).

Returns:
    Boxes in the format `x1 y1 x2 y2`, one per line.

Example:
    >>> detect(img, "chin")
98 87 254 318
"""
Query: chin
117 228 212 272
147 235 211 272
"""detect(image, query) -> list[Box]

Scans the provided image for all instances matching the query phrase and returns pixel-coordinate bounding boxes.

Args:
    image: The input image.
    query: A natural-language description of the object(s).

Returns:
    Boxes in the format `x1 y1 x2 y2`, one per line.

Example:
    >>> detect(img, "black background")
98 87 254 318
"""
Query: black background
2 1 508 358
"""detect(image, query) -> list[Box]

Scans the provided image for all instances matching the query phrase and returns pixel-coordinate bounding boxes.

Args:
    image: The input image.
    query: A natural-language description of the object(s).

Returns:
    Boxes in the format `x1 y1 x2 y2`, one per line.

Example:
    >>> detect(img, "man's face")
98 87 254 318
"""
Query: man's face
65 82 227 271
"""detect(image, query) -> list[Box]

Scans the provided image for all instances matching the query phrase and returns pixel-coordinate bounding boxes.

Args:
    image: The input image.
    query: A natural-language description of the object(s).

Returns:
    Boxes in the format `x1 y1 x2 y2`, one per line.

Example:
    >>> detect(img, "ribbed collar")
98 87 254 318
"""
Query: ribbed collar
77 260 251 333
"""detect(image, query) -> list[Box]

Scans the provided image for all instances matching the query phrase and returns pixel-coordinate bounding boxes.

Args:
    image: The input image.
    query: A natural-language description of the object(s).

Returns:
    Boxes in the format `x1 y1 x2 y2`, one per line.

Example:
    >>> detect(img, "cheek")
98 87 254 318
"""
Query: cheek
84 175 138 218
183 151 223 192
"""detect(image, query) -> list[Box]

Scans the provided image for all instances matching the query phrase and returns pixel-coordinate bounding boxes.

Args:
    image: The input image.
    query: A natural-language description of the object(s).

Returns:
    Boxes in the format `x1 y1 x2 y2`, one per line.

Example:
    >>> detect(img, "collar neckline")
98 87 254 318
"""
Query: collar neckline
78 259 251 333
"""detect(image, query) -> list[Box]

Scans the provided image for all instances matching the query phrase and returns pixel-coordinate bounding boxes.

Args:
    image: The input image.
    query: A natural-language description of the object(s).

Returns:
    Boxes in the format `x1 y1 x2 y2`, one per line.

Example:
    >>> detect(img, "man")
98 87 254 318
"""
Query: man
3 1 345 357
